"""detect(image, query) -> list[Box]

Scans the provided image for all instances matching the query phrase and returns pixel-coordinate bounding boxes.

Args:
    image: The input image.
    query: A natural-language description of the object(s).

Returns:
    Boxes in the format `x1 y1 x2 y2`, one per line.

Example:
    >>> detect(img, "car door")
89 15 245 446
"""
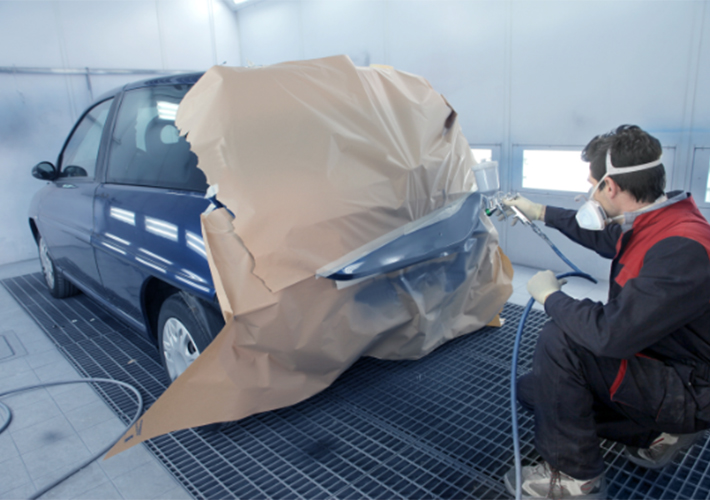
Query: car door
94 84 213 327
36 98 114 292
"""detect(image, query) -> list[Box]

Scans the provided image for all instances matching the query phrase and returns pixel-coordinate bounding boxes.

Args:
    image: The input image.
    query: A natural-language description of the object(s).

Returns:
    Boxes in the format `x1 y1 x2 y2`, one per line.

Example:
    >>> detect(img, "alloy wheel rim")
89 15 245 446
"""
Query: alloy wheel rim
39 239 55 289
162 317 200 381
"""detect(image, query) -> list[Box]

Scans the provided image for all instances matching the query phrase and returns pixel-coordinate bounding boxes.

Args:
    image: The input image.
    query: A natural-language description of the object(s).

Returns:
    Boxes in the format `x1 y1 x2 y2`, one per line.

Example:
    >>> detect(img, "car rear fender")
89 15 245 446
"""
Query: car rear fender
141 276 223 345
141 277 180 343
29 218 40 245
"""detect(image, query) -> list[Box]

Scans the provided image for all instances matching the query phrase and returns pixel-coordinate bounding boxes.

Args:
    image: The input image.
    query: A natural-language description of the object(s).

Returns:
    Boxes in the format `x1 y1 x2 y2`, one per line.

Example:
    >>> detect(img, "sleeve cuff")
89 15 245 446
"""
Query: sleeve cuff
544 290 571 316
544 205 567 226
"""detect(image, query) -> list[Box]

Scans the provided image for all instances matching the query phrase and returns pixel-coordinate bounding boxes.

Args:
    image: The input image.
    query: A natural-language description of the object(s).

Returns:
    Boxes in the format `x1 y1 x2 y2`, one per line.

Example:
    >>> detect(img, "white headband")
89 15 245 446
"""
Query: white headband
605 148 662 176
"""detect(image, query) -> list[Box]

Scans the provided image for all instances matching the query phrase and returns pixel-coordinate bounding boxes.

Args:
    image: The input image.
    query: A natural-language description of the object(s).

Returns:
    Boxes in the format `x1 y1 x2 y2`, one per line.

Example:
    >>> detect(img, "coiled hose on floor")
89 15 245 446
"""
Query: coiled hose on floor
0 378 143 500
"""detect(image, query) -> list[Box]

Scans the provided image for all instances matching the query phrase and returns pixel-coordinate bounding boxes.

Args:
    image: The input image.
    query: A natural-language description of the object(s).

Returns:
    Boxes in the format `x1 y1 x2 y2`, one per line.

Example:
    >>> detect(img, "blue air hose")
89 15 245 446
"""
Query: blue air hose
509 237 597 499
526 223 595 280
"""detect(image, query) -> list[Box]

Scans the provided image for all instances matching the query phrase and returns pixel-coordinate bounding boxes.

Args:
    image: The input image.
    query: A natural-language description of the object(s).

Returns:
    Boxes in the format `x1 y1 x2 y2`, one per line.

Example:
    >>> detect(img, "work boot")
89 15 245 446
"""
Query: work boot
624 431 706 469
504 462 607 499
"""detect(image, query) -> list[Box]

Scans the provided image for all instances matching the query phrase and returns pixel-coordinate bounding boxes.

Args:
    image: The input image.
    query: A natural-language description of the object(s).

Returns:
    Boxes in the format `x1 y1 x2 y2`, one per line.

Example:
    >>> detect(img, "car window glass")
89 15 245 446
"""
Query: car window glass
59 98 113 179
106 85 207 192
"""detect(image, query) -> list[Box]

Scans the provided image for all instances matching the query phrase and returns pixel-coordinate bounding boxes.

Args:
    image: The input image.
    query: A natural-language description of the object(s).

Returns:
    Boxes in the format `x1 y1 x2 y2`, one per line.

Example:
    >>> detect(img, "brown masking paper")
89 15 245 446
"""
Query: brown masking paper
106 55 513 458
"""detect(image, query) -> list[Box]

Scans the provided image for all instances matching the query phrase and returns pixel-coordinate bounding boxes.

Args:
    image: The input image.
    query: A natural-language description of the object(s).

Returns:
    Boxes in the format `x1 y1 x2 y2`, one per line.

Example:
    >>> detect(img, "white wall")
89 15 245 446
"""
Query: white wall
237 0 710 279
3 0 709 279
0 0 240 265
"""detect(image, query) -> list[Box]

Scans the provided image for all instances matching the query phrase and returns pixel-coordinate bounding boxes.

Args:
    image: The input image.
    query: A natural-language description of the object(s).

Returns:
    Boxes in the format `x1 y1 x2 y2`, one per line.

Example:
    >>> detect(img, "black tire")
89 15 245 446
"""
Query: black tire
38 236 79 298
157 292 224 383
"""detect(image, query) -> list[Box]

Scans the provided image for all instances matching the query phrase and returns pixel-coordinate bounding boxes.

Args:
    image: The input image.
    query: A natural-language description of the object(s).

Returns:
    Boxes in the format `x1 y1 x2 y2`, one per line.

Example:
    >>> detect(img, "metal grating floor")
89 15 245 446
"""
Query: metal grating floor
4 272 710 499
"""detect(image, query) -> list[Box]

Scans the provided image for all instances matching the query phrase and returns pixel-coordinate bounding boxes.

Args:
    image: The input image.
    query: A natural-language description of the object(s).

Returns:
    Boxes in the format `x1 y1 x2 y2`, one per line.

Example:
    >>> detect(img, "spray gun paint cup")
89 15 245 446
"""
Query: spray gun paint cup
472 160 500 194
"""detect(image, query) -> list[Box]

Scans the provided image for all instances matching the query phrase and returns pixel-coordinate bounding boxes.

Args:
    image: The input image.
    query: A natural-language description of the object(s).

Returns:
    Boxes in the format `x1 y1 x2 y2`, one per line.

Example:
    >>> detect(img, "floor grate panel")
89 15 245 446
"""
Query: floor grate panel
4 272 710 499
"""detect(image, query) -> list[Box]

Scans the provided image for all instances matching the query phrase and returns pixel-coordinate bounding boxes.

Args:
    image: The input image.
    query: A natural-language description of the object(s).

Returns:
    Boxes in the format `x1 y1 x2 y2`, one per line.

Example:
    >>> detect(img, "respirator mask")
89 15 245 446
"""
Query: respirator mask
575 149 663 230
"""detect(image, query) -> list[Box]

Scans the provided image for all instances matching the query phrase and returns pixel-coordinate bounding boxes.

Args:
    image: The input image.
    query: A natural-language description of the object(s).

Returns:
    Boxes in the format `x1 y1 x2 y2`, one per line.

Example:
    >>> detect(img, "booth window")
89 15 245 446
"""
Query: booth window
520 146 676 195
522 149 589 193
471 148 493 163
686 147 709 206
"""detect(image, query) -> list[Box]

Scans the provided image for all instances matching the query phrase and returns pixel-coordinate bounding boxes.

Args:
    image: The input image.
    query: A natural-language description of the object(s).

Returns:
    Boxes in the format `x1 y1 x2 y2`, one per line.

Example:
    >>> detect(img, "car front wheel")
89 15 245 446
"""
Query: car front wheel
157 293 224 382
38 236 79 298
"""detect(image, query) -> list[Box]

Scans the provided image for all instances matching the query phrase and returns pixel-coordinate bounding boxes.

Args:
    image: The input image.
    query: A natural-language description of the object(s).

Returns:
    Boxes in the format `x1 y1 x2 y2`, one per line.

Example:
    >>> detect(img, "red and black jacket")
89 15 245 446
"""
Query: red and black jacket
542 192 710 369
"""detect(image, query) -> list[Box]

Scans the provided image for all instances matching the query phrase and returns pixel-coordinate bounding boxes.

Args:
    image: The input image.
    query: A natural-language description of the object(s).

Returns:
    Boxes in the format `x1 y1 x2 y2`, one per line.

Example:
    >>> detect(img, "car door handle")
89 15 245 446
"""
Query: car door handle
60 183 77 189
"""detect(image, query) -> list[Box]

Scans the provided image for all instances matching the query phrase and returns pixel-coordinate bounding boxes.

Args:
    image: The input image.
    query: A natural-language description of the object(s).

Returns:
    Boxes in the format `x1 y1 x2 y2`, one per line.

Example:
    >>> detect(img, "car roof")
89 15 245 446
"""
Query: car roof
94 71 205 103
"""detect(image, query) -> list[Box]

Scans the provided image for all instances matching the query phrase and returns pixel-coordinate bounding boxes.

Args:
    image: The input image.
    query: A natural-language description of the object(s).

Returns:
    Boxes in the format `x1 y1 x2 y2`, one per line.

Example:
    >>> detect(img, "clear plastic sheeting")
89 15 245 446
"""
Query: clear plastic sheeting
107 55 513 458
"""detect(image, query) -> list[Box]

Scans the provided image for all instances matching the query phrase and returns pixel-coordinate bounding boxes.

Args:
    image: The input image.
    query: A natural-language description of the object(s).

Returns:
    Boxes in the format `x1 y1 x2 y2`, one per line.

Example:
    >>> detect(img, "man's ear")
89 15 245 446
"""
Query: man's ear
604 176 621 198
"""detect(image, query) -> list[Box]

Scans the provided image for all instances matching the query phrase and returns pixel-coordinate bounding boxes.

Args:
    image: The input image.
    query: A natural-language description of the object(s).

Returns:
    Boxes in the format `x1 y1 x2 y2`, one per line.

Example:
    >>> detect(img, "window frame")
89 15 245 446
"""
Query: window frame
57 97 115 181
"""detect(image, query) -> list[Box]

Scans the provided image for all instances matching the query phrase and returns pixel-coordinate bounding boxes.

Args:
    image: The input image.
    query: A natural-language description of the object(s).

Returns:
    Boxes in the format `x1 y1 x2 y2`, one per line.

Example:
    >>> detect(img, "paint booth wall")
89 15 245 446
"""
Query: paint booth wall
0 0 240 266
2 0 709 282
237 0 710 280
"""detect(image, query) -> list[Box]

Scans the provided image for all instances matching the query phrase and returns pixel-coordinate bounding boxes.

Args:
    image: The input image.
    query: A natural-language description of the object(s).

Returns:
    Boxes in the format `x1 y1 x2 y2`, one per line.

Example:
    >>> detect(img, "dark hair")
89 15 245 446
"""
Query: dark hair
581 124 665 203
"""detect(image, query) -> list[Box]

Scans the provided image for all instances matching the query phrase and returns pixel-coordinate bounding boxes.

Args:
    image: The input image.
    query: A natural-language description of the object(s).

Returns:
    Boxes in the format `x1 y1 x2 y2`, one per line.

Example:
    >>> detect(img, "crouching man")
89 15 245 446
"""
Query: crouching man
503 125 710 499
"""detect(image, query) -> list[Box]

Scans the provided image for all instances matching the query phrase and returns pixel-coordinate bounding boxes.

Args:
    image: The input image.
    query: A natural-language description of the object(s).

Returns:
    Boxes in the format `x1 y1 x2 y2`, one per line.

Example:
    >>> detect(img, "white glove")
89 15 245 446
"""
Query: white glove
499 195 545 225
527 270 567 305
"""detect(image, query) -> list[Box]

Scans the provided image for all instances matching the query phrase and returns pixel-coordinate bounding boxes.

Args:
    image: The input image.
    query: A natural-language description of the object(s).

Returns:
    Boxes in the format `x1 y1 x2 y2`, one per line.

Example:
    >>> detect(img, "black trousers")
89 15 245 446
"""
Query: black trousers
517 320 709 480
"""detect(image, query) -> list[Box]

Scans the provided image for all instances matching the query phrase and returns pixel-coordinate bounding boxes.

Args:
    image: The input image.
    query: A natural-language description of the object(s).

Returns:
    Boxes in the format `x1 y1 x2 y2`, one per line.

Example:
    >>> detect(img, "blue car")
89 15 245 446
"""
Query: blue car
28 73 224 382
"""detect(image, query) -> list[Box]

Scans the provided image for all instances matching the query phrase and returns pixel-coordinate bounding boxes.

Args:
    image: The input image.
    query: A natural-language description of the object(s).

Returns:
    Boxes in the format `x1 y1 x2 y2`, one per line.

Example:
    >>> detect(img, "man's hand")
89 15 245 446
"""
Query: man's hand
527 270 567 305
500 195 545 225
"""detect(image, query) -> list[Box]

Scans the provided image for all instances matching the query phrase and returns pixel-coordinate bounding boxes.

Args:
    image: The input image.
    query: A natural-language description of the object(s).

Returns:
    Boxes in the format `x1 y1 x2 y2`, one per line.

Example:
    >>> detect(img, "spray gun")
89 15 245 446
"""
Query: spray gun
485 191 597 282
473 159 593 276
482 191 513 218
483 193 506 218
483 192 531 225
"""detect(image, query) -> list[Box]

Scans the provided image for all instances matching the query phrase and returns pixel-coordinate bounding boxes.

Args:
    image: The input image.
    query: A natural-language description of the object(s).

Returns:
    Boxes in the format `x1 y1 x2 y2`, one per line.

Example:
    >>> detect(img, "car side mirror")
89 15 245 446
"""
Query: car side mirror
32 161 58 181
